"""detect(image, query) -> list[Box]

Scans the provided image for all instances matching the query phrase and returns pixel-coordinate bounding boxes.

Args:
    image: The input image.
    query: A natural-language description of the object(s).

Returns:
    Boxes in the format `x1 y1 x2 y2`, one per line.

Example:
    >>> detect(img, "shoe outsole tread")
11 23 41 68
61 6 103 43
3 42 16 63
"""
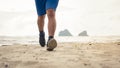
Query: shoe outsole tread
47 39 57 51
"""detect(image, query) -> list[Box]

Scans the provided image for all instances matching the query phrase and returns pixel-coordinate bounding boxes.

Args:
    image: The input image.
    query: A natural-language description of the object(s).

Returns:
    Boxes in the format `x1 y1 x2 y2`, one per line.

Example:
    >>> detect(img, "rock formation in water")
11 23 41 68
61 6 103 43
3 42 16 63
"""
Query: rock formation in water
59 29 72 36
78 30 88 36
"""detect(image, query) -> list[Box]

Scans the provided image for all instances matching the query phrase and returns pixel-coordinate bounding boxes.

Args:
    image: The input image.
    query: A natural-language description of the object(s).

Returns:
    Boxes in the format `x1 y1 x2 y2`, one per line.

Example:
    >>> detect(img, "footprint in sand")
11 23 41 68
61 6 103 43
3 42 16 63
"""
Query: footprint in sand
84 63 90 66
0 54 2 56
0 62 9 68
4 63 9 68
89 43 92 45
2 45 9 46
117 43 120 45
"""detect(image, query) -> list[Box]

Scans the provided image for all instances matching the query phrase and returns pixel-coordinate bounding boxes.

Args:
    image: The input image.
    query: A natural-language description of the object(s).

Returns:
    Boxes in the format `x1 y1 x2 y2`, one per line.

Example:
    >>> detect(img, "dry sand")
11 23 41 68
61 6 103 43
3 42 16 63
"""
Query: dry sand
0 37 120 68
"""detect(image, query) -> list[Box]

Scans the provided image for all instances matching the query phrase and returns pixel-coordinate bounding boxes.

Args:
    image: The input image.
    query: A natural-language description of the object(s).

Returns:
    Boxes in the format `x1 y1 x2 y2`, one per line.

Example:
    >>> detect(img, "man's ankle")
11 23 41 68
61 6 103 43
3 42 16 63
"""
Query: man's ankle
40 31 44 36
48 36 54 41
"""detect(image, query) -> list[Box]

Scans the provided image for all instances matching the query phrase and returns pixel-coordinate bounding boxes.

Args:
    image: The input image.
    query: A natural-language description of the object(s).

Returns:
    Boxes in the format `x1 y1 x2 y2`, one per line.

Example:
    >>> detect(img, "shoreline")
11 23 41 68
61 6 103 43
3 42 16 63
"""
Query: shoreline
0 36 120 46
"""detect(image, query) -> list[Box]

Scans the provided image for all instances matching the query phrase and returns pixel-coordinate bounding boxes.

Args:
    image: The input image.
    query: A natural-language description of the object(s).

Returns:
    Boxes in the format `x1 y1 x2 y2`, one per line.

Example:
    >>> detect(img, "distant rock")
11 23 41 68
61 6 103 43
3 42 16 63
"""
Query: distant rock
78 31 88 36
59 29 72 36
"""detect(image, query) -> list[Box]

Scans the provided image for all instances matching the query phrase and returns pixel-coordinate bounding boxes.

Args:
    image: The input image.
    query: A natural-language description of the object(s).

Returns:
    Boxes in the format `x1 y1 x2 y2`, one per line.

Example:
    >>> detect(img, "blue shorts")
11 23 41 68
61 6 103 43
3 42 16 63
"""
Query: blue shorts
35 0 59 16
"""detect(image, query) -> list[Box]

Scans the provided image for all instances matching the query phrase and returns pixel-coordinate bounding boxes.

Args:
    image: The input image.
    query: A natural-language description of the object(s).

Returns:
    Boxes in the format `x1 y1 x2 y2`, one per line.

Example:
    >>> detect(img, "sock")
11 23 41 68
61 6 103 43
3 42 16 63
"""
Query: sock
48 36 54 41
40 31 44 36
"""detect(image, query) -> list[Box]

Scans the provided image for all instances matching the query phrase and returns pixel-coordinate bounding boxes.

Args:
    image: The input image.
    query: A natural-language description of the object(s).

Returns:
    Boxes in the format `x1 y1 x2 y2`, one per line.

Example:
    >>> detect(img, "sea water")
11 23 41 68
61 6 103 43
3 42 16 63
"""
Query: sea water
0 36 120 46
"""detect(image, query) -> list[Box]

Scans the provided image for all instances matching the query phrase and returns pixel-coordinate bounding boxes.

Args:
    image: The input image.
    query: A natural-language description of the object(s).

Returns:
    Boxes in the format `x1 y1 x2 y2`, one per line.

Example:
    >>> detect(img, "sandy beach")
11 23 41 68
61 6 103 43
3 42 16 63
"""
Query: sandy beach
0 36 120 68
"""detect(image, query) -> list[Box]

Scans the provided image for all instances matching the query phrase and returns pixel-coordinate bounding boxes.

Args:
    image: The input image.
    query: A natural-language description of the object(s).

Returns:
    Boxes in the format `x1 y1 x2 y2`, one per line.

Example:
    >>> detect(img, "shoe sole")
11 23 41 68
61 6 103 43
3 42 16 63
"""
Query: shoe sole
47 39 57 51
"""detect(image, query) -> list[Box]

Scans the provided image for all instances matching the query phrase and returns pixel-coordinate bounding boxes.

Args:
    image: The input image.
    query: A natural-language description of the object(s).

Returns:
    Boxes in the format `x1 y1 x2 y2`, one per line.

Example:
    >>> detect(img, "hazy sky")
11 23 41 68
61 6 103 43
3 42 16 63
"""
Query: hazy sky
0 0 120 36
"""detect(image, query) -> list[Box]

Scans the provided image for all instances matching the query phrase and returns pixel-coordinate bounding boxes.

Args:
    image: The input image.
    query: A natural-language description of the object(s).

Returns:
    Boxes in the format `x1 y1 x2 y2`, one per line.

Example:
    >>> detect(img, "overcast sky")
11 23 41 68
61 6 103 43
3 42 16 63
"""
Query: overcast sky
0 0 120 36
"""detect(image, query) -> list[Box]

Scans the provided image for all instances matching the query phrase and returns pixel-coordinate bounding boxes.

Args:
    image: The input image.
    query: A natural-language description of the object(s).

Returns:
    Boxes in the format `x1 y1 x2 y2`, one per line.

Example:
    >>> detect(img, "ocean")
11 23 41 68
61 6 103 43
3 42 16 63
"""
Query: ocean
0 36 119 46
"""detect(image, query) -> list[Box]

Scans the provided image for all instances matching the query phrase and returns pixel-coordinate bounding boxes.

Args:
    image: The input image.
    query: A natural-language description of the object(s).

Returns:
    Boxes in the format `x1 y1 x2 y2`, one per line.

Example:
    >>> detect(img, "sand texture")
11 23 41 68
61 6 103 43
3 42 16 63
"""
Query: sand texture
0 36 120 68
